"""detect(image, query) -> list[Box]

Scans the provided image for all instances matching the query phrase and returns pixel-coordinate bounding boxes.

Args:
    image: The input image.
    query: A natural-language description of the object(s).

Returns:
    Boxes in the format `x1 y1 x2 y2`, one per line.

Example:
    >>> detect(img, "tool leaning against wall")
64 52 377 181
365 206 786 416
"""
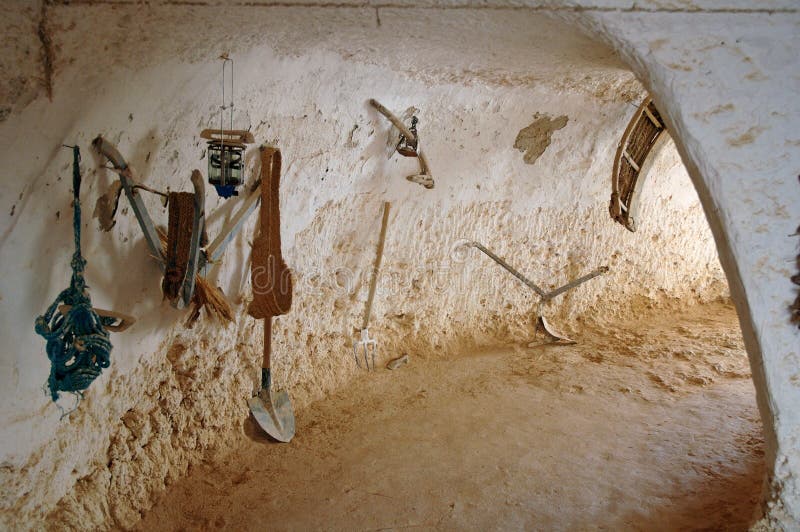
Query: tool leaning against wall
456 240 608 345
353 201 392 370
350 97 433 370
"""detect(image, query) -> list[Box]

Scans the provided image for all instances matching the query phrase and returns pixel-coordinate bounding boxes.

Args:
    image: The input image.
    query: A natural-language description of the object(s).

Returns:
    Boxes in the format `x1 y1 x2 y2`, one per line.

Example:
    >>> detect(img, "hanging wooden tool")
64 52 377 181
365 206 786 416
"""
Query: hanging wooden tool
609 95 667 232
202 177 262 274
92 137 165 266
93 136 264 322
369 99 434 189
353 201 391 370
247 146 295 443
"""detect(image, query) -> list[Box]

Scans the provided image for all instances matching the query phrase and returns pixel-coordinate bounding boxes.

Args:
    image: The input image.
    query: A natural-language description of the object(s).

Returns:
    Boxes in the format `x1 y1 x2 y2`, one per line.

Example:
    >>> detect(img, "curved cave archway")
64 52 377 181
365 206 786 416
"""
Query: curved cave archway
561 10 799 526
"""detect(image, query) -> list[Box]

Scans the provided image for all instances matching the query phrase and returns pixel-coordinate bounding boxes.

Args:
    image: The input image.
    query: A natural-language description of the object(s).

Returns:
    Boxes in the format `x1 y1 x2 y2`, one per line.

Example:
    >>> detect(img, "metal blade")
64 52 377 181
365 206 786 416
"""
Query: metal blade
248 389 295 443
534 315 576 345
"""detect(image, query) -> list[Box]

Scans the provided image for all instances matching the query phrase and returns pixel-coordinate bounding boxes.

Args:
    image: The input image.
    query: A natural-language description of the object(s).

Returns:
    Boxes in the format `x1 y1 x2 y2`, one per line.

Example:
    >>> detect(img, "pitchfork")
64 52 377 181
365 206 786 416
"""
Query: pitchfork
354 202 391 370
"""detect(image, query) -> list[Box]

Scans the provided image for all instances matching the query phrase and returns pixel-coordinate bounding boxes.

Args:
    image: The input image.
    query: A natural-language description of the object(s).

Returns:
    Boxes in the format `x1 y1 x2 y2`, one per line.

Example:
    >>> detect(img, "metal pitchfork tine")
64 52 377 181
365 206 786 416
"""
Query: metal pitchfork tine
353 328 377 370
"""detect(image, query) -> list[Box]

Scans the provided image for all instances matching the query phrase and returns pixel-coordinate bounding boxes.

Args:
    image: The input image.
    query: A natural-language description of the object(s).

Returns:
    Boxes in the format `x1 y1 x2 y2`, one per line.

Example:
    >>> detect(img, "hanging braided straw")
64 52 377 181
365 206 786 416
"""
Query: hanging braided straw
162 191 196 302
35 146 113 405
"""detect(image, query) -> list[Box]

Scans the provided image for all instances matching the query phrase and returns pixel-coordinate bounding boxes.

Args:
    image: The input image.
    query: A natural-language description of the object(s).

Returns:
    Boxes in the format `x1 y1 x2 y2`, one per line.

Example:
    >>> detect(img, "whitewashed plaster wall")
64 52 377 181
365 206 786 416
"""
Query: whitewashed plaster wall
0 0 794 529
554 3 800 528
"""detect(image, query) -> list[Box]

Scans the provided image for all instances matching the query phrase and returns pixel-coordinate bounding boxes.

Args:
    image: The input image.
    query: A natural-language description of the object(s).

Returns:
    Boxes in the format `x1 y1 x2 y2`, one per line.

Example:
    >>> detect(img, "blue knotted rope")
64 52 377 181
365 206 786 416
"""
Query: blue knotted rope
35 145 113 405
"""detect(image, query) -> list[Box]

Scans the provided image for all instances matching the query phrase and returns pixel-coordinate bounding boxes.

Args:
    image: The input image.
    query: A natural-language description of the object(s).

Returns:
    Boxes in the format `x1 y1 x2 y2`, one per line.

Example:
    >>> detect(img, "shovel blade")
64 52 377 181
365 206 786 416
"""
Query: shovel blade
248 390 295 443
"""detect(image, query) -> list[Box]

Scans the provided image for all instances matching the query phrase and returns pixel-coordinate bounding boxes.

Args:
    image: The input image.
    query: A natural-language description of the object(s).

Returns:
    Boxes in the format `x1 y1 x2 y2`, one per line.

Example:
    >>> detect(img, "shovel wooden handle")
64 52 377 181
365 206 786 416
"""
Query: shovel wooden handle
263 318 272 370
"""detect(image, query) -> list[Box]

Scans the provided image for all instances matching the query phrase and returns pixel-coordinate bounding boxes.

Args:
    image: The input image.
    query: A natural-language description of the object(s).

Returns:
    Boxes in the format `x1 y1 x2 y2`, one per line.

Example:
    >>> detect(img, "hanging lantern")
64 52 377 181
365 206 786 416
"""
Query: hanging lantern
202 56 253 199
396 116 419 157
203 134 249 198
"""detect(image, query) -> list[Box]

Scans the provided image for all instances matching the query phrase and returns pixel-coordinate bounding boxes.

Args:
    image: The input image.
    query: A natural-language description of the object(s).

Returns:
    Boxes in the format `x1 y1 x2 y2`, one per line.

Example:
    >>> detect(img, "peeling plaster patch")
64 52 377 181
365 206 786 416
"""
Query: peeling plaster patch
649 38 669 51
513 113 568 165
666 62 693 71
693 103 735 123
745 71 768 81
727 126 766 147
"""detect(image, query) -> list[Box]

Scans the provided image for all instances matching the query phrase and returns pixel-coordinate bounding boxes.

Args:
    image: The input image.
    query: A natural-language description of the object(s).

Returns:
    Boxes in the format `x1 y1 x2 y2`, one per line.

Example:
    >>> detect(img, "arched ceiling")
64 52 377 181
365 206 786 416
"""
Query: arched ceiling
2 2 644 122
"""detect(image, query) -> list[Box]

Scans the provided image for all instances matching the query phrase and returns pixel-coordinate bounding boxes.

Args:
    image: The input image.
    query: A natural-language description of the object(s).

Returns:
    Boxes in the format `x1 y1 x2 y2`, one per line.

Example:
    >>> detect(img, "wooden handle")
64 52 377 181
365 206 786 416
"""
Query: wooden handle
369 99 417 142
362 202 391 329
263 318 272 370
200 128 255 144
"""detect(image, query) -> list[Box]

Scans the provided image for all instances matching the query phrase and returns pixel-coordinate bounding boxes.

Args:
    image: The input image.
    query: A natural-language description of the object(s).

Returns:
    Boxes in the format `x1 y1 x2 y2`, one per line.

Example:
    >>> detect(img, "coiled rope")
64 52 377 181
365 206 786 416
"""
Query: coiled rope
35 145 113 406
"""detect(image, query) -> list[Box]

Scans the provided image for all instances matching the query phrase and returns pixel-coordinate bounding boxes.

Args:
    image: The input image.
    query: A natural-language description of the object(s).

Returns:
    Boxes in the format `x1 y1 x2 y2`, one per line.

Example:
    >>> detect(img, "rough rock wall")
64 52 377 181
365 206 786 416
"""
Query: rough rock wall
0 1 44 124
0 4 729 530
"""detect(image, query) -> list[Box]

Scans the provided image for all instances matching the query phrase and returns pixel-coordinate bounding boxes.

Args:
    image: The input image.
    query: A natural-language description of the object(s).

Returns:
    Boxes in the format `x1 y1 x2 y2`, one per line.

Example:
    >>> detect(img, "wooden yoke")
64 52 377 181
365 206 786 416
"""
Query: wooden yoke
248 146 293 320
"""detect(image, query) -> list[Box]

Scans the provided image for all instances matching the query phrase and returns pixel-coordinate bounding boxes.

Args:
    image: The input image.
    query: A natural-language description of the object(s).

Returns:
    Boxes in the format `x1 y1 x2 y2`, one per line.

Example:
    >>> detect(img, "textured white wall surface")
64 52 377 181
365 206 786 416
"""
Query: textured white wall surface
0 1 796 529
560 5 800 528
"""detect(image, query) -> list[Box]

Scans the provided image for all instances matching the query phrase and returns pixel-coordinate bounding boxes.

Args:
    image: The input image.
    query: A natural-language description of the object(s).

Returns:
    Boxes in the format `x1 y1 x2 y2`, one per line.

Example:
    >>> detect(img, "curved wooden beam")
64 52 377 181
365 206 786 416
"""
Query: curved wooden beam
369 99 435 189
609 96 667 232
92 136 166 267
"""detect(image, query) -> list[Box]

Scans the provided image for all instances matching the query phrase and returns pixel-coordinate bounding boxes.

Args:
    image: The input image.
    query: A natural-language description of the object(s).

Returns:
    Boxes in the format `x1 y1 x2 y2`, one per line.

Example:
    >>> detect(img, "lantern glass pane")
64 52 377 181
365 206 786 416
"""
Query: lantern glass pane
207 145 244 187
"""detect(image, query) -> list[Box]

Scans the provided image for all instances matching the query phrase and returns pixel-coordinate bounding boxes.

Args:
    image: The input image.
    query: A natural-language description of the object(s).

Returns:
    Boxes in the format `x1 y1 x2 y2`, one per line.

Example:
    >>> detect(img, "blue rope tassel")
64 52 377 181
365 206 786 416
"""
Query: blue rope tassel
34 146 112 404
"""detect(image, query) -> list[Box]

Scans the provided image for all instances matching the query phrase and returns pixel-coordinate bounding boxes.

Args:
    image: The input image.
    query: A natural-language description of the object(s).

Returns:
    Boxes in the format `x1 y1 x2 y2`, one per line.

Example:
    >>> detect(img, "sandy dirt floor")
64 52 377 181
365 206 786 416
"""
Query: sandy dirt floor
137 301 764 531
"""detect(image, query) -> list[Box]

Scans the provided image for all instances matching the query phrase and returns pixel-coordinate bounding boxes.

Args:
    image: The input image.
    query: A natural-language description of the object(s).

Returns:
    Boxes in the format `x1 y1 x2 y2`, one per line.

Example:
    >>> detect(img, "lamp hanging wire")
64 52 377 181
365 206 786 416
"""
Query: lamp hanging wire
201 55 253 199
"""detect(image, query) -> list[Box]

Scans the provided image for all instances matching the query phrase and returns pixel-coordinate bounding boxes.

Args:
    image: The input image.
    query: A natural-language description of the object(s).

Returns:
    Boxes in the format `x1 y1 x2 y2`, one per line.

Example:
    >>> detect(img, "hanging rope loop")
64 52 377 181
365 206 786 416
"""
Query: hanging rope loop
34 145 113 407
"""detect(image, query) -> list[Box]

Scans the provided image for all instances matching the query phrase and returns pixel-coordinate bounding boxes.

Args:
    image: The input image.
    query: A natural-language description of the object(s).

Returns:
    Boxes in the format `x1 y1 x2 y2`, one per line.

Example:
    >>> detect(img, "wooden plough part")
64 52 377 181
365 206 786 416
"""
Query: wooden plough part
609 96 667 232
93 136 261 312
369 99 434 189
463 241 608 345
58 305 136 333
